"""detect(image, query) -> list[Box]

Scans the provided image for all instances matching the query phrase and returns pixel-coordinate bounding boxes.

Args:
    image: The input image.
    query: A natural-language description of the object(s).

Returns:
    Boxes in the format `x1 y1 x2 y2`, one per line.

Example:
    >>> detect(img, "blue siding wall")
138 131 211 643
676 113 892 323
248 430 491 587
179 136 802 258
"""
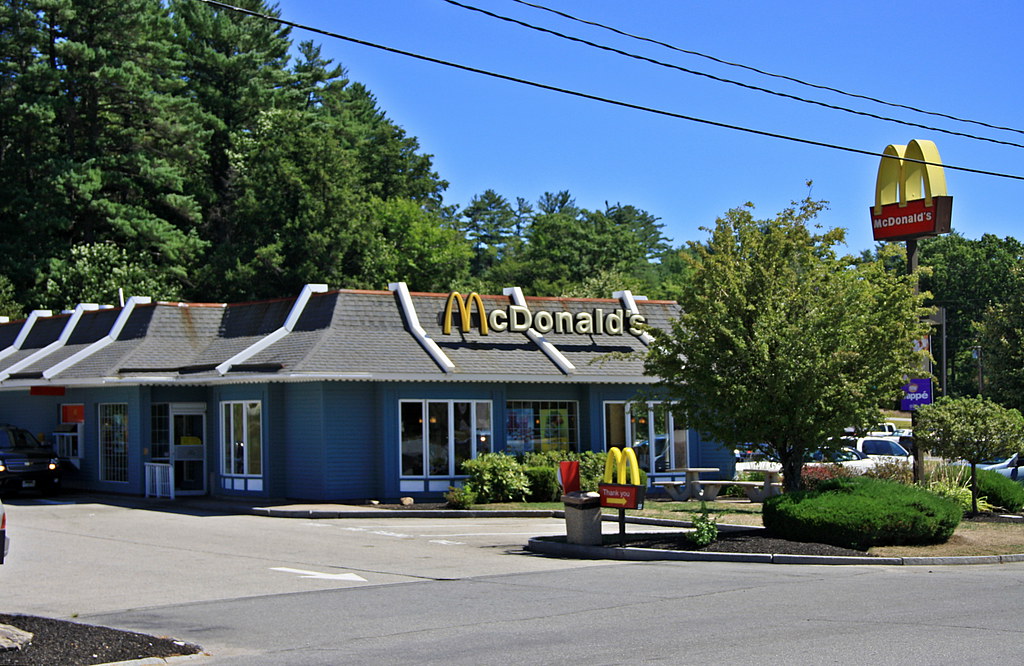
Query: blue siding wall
321 382 378 500
282 383 325 499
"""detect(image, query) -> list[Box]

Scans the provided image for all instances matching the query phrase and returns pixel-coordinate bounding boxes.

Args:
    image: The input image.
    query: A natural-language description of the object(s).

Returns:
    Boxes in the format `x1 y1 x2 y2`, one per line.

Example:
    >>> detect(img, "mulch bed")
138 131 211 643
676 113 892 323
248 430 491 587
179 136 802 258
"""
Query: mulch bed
619 530 871 557
0 614 201 666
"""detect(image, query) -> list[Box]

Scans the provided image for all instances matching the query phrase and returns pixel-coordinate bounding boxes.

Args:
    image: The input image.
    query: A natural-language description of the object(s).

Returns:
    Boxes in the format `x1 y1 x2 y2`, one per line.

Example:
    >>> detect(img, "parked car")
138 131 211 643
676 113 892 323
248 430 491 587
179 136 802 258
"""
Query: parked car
0 498 6 563
0 424 61 495
736 446 879 476
843 436 912 464
978 453 1024 483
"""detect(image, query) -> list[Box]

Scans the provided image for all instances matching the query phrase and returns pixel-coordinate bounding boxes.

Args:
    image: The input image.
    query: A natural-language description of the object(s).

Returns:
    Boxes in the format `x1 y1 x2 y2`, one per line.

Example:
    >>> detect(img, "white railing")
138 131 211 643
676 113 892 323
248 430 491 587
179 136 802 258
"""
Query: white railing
144 463 175 500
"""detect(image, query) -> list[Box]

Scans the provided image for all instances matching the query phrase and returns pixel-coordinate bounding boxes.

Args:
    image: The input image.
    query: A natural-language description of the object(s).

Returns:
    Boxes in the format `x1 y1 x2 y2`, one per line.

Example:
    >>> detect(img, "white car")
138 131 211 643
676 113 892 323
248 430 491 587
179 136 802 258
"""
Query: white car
736 446 879 477
979 454 1024 483
843 436 912 465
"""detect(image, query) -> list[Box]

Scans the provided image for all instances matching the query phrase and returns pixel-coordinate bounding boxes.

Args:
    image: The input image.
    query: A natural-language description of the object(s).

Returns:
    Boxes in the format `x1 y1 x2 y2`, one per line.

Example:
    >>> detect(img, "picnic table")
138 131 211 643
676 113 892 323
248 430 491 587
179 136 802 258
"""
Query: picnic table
653 468 783 502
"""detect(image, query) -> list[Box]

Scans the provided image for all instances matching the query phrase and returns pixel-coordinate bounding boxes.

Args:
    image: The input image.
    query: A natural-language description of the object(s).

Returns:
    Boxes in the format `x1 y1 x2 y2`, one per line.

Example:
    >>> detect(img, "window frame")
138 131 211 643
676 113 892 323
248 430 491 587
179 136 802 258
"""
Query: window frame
98 403 129 483
220 400 263 478
504 400 579 455
399 399 492 479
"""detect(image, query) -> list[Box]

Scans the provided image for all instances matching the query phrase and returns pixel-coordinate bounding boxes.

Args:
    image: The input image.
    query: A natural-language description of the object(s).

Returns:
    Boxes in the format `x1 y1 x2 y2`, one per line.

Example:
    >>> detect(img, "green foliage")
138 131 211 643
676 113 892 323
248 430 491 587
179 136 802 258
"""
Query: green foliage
644 195 929 493
443 484 477 509
689 502 718 547
928 480 993 515
460 453 529 503
762 477 961 550
42 243 183 310
919 233 1024 399
975 468 1024 512
915 395 1024 513
523 465 562 502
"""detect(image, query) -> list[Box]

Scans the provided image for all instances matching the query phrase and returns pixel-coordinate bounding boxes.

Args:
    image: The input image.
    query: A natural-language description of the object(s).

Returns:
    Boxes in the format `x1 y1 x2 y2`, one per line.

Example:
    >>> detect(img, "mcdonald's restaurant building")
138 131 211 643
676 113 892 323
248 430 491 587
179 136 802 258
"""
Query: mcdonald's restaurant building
0 283 733 501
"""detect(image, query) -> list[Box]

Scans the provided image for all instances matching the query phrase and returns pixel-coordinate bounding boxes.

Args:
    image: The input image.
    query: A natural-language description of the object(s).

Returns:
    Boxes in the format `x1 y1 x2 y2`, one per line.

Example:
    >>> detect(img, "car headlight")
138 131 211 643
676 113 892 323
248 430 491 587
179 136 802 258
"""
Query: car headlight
49 458 59 471
0 459 5 473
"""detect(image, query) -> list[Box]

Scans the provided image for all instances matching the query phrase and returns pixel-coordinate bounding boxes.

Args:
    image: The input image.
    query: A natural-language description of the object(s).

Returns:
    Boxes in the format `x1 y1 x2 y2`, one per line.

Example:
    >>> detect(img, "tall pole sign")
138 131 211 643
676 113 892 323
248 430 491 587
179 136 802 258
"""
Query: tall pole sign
870 139 952 483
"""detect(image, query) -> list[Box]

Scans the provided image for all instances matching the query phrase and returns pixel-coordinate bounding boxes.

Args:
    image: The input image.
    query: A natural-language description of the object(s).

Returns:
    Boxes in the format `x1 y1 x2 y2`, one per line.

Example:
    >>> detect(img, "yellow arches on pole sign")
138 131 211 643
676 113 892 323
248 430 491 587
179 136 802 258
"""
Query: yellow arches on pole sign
603 446 641 486
873 139 948 215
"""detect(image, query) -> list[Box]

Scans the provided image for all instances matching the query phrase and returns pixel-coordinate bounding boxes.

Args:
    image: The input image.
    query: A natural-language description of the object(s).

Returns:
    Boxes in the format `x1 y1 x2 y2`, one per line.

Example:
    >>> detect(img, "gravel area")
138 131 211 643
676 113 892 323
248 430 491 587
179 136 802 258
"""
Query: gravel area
0 614 201 665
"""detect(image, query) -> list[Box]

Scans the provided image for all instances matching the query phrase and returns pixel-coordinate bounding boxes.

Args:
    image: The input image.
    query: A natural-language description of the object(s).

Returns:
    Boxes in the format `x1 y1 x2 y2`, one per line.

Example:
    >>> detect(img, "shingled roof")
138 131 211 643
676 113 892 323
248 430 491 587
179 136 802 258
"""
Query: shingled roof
0 283 679 388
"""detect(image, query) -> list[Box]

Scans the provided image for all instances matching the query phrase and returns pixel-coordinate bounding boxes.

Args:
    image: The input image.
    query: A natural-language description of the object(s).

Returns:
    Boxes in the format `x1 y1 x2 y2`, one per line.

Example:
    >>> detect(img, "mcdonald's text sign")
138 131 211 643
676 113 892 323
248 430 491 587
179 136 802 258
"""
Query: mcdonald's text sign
869 139 952 242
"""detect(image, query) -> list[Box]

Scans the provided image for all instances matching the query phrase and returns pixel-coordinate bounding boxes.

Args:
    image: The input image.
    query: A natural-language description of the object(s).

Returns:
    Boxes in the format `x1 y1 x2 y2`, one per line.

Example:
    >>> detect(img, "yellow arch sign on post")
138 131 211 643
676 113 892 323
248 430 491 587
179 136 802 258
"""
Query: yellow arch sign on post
599 446 645 510
869 139 952 242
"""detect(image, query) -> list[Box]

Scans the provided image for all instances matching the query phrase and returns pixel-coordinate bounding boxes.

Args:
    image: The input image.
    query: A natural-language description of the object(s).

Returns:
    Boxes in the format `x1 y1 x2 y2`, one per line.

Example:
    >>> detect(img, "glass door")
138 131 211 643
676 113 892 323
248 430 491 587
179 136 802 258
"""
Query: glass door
171 405 206 495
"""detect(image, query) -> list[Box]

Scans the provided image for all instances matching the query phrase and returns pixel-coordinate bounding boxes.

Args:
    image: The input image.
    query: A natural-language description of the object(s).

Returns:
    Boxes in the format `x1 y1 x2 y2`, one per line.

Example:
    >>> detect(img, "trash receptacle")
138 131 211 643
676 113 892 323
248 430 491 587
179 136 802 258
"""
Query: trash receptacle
561 491 602 545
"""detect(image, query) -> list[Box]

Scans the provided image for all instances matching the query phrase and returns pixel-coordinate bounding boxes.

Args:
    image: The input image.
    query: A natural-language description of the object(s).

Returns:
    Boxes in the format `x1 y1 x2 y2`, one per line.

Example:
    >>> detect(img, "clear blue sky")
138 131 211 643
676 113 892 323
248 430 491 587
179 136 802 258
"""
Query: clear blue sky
272 0 1023 255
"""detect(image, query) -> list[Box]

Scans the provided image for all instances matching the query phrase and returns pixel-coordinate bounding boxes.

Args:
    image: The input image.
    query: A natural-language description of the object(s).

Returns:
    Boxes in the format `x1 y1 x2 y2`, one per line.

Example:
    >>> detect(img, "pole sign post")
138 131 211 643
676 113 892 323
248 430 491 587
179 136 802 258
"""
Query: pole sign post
869 139 952 242
599 446 646 546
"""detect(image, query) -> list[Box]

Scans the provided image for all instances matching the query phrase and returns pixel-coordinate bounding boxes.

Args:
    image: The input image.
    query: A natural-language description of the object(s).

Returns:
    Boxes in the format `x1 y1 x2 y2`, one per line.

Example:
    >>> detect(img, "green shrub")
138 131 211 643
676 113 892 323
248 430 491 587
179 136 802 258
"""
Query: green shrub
762 477 961 551
689 502 718 546
975 468 1024 512
461 453 529 503
518 450 646 493
928 480 993 515
523 465 562 502
444 485 477 509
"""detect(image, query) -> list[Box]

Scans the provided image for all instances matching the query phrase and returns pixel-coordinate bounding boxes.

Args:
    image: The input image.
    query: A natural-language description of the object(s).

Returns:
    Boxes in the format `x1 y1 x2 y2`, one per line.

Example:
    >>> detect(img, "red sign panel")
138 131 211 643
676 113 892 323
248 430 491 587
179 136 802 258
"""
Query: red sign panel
61 403 85 423
599 483 645 510
30 385 65 396
870 196 952 241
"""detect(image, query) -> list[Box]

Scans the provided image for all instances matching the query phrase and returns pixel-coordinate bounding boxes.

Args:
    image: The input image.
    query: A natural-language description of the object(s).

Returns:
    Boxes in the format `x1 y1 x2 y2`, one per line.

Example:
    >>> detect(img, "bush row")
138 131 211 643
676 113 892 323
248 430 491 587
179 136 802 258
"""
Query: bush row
448 450 647 507
763 477 962 551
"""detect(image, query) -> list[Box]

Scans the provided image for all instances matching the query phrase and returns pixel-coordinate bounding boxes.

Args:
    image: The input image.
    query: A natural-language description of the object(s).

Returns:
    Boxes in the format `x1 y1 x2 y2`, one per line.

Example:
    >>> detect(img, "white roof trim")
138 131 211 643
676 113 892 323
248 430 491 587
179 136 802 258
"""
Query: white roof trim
613 290 655 347
42 297 151 380
389 282 455 373
503 286 576 375
0 304 98 380
215 283 328 375
0 310 53 364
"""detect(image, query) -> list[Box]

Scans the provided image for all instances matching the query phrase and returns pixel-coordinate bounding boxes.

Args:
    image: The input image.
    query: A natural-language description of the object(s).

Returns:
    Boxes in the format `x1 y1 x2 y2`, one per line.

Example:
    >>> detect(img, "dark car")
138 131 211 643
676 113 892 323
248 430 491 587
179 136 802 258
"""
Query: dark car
0 424 61 495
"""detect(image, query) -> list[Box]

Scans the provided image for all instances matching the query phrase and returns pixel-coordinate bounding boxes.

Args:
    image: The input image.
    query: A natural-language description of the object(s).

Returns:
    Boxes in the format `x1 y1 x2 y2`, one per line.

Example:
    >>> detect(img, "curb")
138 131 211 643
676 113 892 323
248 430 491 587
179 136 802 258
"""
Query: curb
525 534 1024 566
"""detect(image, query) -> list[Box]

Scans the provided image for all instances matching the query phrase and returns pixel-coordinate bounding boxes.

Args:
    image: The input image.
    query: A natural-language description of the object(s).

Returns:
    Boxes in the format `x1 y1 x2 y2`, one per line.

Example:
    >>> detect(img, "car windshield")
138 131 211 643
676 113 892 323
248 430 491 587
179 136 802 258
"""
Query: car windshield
0 428 45 451
862 438 908 457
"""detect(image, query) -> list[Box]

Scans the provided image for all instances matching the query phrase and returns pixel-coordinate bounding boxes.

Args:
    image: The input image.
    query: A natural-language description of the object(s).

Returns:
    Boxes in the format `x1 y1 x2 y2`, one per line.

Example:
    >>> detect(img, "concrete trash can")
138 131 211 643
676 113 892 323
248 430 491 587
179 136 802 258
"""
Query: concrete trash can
561 492 602 546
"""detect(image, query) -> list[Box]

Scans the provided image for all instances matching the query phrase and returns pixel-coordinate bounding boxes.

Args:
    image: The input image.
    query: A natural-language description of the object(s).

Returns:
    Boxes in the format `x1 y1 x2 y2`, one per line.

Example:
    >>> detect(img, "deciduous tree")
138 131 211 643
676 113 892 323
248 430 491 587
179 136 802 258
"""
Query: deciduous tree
914 395 1024 514
643 196 929 492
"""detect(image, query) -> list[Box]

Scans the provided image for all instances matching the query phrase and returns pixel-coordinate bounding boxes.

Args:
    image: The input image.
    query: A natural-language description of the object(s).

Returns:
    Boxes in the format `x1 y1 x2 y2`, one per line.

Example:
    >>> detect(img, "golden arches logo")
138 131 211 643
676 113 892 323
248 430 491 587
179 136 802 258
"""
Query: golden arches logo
442 291 488 335
873 139 947 213
869 139 952 242
603 446 641 485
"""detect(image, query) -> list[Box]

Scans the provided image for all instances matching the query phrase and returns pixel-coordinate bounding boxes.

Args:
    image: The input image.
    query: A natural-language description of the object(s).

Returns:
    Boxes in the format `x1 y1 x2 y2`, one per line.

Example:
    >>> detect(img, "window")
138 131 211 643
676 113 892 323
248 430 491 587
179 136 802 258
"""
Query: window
151 404 170 460
54 403 85 459
221 401 262 477
400 400 491 478
604 401 686 474
505 401 578 455
99 403 128 483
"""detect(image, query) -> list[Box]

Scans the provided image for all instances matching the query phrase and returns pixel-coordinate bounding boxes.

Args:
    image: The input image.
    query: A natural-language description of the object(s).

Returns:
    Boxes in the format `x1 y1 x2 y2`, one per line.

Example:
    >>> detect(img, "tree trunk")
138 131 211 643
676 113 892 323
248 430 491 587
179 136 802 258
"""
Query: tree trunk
970 463 979 515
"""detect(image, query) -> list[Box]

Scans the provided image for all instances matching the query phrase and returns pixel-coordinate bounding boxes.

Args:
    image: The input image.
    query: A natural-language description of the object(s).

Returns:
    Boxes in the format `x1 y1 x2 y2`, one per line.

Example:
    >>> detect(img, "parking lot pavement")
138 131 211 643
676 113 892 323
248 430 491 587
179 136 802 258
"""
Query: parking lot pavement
0 496 686 618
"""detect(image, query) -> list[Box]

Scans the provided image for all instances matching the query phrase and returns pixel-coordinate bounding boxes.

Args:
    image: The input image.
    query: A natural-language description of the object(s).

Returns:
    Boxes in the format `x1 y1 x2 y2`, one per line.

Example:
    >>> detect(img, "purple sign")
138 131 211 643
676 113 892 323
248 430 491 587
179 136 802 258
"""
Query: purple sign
901 378 933 411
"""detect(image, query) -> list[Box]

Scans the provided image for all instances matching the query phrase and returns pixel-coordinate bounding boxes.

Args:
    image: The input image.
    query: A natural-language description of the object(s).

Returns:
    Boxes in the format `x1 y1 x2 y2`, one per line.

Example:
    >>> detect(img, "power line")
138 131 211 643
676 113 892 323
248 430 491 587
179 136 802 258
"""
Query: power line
443 0 1024 150
194 0 1024 183
510 0 1024 139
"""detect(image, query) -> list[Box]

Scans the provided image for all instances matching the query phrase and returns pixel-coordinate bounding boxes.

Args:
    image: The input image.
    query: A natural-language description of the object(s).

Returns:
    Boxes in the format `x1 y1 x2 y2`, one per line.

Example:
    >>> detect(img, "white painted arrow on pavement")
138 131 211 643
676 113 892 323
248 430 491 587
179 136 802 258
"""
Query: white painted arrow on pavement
271 567 367 582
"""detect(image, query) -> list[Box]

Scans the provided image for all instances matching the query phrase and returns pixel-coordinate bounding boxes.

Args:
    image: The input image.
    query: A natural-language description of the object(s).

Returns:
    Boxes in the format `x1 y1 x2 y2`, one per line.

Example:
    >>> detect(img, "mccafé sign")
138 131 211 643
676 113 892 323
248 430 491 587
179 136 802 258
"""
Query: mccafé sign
441 291 647 337
869 139 952 242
